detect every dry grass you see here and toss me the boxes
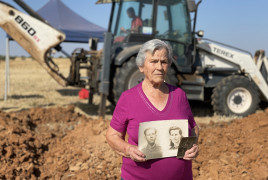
[0,58,112,119]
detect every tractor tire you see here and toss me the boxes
[113,57,178,102]
[211,75,260,117]
[113,57,143,102]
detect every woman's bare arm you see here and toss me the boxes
[106,126,146,162]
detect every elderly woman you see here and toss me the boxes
[106,39,199,180]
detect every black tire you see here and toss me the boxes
[113,57,142,102]
[166,66,179,86]
[113,57,178,102]
[211,75,260,117]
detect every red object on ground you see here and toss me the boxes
[79,88,89,99]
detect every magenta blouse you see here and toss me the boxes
[110,82,197,180]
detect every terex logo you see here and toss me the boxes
[15,15,40,42]
[213,47,234,59]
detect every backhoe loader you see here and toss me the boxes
[0,0,267,117]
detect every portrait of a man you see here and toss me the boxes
[141,127,163,159]
[169,126,183,150]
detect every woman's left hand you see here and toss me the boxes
[183,144,199,160]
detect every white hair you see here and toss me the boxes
[136,39,173,67]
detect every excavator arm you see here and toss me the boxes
[0,1,69,86]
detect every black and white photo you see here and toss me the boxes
[138,119,188,159]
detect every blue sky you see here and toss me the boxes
[0,0,268,56]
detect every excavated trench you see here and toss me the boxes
[0,105,268,179]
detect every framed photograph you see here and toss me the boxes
[138,119,188,160]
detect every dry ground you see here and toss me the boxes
[0,58,238,122]
[0,58,105,118]
[0,58,268,179]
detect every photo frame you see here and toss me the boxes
[138,119,188,160]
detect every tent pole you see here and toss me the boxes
[4,37,10,101]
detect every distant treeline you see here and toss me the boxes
[0,55,65,61]
[0,55,31,60]
[0,55,16,60]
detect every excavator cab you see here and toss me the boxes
[97,0,194,70]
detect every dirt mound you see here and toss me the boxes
[0,106,81,179]
[0,106,120,179]
[194,108,268,180]
[0,106,267,179]
[40,114,121,179]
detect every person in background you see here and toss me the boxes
[169,126,183,150]
[106,39,199,180]
[120,7,142,33]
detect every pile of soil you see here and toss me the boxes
[194,108,268,180]
[0,106,121,179]
[0,105,267,179]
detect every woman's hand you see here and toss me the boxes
[106,126,146,162]
[127,145,146,162]
[183,144,199,161]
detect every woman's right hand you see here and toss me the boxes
[127,145,146,162]
[106,126,146,162]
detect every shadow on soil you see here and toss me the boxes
[0,106,19,111]
[0,103,56,112]
[260,101,268,110]
[74,102,115,116]
[57,89,80,96]
[189,100,214,117]
[10,94,44,99]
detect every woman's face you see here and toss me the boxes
[139,48,169,86]
[170,129,181,145]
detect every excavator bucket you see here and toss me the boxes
[0,2,68,86]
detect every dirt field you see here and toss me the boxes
[0,59,268,179]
